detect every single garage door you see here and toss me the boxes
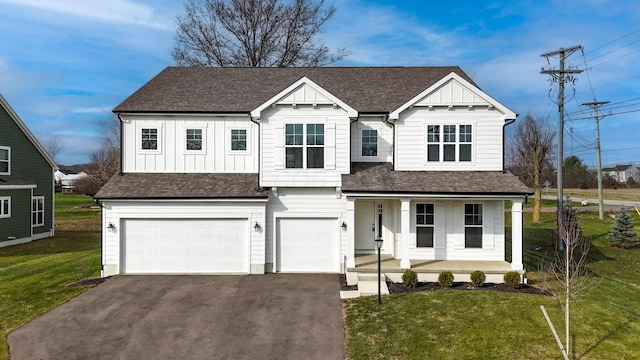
[122,219,248,274]
[276,218,339,273]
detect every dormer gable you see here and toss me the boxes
[389,72,516,121]
[250,76,358,119]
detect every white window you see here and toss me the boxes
[464,204,483,248]
[0,146,9,175]
[361,129,377,157]
[416,203,434,247]
[0,196,10,218]
[32,196,44,227]
[231,129,247,151]
[285,123,324,168]
[185,128,203,151]
[140,128,159,151]
[427,125,473,162]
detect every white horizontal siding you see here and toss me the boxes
[121,115,258,173]
[101,200,266,275]
[350,117,393,162]
[259,105,351,187]
[394,108,504,171]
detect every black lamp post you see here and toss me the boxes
[374,236,384,304]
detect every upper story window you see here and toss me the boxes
[141,128,158,150]
[362,130,377,157]
[231,129,247,151]
[32,196,44,227]
[427,124,473,163]
[285,123,324,168]
[186,128,203,151]
[0,146,9,175]
[416,203,434,247]
[0,196,10,218]
[464,204,483,248]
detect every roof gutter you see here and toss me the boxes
[249,112,262,188]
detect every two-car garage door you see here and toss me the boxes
[121,219,248,274]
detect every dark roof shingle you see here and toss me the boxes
[94,173,269,199]
[342,163,532,195]
[113,66,475,114]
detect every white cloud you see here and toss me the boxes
[73,106,115,114]
[0,0,172,30]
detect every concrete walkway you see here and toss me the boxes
[9,274,345,360]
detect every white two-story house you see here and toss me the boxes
[95,67,531,283]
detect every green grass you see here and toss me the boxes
[0,195,101,360]
[345,209,640,360]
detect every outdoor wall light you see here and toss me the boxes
[108,223,116,231]
[254,222,262,231]
[341,222,347,230]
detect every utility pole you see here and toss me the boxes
[540,45,583,251]
[582,99,610,220]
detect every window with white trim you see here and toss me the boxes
[141,128,158,150]
[416,203,434,247]
[285,123,324,168]
[362,129,377,156]
[32,196,44,227]
[185,128,203,151]
[231,129,247,151]
[0,146,9,175]
[464,204,483,248]
[0,196,10,218]
[427,125,473,162]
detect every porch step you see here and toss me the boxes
[357,273,389,296]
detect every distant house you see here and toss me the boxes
[60,171,89,194]
[602,165,639,184]
[0,94,57,247]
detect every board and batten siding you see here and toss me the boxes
[407,200,504,261]
[259,105,351,187]
[120,115,258,173]
[101,200,266,276]
[394,107,505,171]
[350,117,393,163]
[265,187,347,272]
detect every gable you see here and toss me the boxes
[389,72,516,120]
[250,76,357,119]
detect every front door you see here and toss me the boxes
[355,200,383,253]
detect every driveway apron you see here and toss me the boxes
[8,274,345,360]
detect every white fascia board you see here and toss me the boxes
[389,72,516,121]
[98,198,269,203]
[250,76,358,119]
[0,93,58,170]
[117,112,251,118]
[343,192,526,201]
[0,184,38,190]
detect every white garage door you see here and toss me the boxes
[276,218,339,273]
[122,219,248,274]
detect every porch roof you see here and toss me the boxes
[341,162,532,196]
[94,173,269,200]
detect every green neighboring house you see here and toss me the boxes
[0,93,57,247]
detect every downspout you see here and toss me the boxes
[382,114,394,168]
[503,116,518,173]
[116,113,124,176]
[250,113,260,186]
[94,198,105,277]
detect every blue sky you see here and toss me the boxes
[1,0,639,168]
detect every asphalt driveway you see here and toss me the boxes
[8,274,345,360]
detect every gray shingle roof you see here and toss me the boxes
[342,163,532,195]
[94,173,269,199]
[113,66,475,114]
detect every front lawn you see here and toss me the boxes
[344,209,640,359]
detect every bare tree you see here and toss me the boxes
[507,114,556,223]
[173,0,348,67]
[75,115,120,196]
[41,135,65,164]
[540,200,597,359]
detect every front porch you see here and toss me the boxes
[346,254,515,285]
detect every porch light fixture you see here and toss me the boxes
[341,222,347,230]
[374,236,384,305]
[254,222,262,231]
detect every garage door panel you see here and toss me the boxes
[122,219,248,274]
[277,218,339,273]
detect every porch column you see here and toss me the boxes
[400,198,411,269]
[345,198,356,269]
[511,199,524,271]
